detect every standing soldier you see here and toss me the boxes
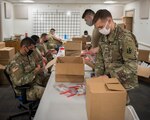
[82,9,101,76]
[82,9,101,48]
[6,37,45,100]
[92,9,138,89]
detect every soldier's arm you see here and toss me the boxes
[7,61,36,86]
[109,35,138,84]
[91,28,101,48]
[95,46,105,76]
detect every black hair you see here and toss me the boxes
[31,35,40,43]
[93,9,112,24]
[84,30,88,34]
[82,9,95,19]
[50,28,55,31]
[20,37,35,47]
[41,33,48,38]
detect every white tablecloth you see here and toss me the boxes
[34,65,92,120]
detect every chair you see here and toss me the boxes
[4,69,39,120]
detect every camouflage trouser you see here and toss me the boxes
[27,85,45,101]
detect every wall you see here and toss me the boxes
[124,1,150,50]
[1,1,13,40]
[13,3,123,38]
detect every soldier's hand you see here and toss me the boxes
[90,47,99,54]
[34,65,41,75]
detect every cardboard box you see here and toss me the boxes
[138,64,150,82]
[55,56,84,82]
[0,42,5,49]
[64,41,82,56]
[123,17,133,24]
[0,59,10,65]
[65,50,81,56]
[125,23,132,32]
[0,47,15,59]
[138,49,150,62]
[5,40,21,53]
[86,77,127,120]
[64,41,82,51]
[72,37,87,50]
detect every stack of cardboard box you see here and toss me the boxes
[123,17,133,32]
[138,49,150,82]
[0,42,15,65]
[55,56,84,82]
[5,40,20,53]
[64,41,82,56]
[72,37,87,50]
[86,77,127,120]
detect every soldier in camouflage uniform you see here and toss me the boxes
[82,9,101,48]
[39,33,54,62]
[92,9,138,89]
[82,9,101,76]
[6,37,45,101]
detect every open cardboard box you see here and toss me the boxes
[138,49,150,82]
[86,77,127,120]
[55,56,84,82]
[64,41,82,56]
[138,64,150,82]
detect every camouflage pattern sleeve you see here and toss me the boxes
[109,34,138,88]
[91,28,101,48]
[6,60,36,86]
[95,46,105,76]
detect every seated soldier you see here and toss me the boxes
[82,30,92,42]
[6,37,45,101]
[49,28,62,51]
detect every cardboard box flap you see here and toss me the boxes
[57,57,83,63]
[104,78,120,83]
[138,65,150,78]
[64,41,82,50]
[56,64,84,75]
[45,58,57,69]
[0,47,14,51]
[105,83,125,91]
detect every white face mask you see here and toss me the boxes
[86,20,93,26]
[99,21,110,35]
[84,35,88,37]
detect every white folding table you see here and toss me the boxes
[34,65,92,120]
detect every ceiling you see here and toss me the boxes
[4,0,137,4]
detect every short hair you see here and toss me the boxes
[93,9,112,24]
[82,9,95,19]
[20,37,35,47]
[84,30,88,34]
[50,28,55,31]
[31,35,39,43]
[41,33,47,38]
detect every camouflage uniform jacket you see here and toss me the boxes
[6,52,38,96]
[96,24,138,89]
